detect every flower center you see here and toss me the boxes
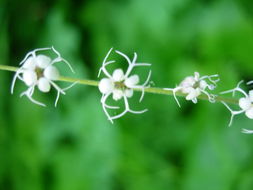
[35,67,44,79]
[193,81,200,89]
[114,81,128,90]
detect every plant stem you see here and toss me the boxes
[0,65,18,72]
[0,64,238,104]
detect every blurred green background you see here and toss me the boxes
[1,0,253,189]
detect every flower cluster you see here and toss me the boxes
[98,48,151,123]
[221,81,253,133]
[164,72,219,107]
[8,46,253,133]
[11,47,76,107]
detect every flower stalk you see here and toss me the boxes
[0,64,238,104]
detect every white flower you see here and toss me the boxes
[98,48,152,123]
[164,72,219,107]
[11,47,76,107]
[220,80,253,133]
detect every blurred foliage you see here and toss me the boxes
[1,0,253,189]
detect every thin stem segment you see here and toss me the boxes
[0,64,238,105]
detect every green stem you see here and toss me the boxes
[0,64,238,104]
[0,65,18,72]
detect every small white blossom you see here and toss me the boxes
[221,80,253,133]
[98,48,152,123]
[11,47,76,107]
[164,72,219,107]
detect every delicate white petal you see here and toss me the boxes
[38,77,51,92]
[125,89,133,98]
[180,76,195,88]
[23,70,37,86]
[125,75,139,87]
[36,55,51,68]
[98,78,114,94]
[181,86,193,94]
[22,57,37,70]
[44,66,60,80]
[245,107,253,119]
[186,89,200,100]
[112,69,124,81]
[192,98,198,104]
[194,72,200,81]
[239,97,251,110]
[112,89,123,101]
[249,90,253,102]
[199,80,208,89]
